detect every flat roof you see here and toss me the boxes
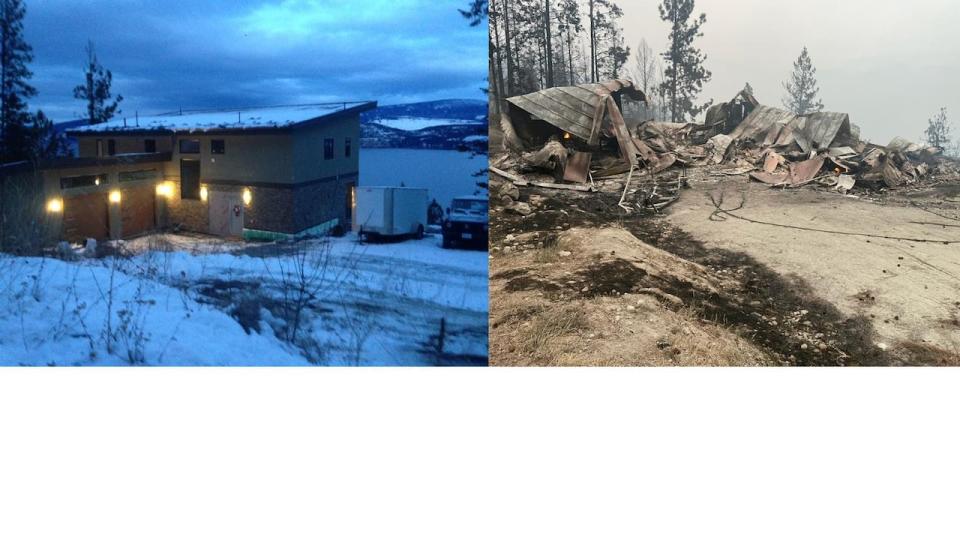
[68,101,377,135]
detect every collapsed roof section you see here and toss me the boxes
[504,79,646,147]
[727,104,860,154]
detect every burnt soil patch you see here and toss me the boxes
[492,187,906,365]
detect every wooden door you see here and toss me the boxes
[63,192,109,243]
[120,185,155,238]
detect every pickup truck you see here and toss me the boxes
[442,196,489,249]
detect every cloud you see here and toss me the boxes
[24,0,486,122]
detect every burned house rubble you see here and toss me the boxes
[491,80,960,211]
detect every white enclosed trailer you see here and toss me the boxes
[353,186,428,240]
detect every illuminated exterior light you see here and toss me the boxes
[563,132,571,140]
[109,190,122,204]
[46,198,63,213]
[94,177,101,186]
[242,188,252,206]
[200,186,209,202]
[155,182,174,198]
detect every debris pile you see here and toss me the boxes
[492,80,960,211]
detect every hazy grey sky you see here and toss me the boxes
[621,0,960,144]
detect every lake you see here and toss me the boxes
[359,148,486,210]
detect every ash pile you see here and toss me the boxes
[491,80,960,212]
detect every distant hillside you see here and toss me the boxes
[361,99,487,152]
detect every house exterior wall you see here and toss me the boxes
[1,158,171,249]
[77,135,174,157]
[175,133,295,184]
[291,115,360,183]
[44,109,367,241]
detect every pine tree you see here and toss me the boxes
[588,0,628,81]
[925,107,951,150]
[459,0,488,25]
[0,0,36,163]
[557,0,582,86]
[658,0,712,122]
[73,40,123,124]
[29,110,69,160]
[782,46,823,115]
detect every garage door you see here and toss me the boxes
[120,185,155,238]
[63,192,109,243]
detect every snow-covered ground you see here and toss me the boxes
[0,233,488,366]
[372,117,482,131]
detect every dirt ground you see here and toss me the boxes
[490,165,960,366]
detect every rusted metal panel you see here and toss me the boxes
[728,105,797,143]
[563,151,592,183]
[505,79,646,146]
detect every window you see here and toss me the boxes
[179,139,201,154]
[211,139,225,155]
[108,139,116,156]
[345,137,352,158]
[60,174,103,190]
[144,139,156,153]
[119,169,159,183]
[323,138,334,160]
[96,140,104,157]
[180,160,201,200]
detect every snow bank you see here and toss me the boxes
[0,255,306,366]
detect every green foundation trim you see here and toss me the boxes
[242,218,339,242]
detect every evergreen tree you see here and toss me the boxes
[73,40,123,124]
[782,46,823,115]
[459,0,488,25]
[925,107,951,150]
[658,0,712,122]
[29,110,70,160]
[593,1,628,79]
[0,0,36,163]
[556,0,582,86]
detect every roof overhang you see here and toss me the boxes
[66,101,378,137]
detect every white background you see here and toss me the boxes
[1,368,958,540]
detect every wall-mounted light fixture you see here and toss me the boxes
[109,190,122,204]
[155,182,174,198]
[200,186,209,202]
[46,198,63,213]
[242,188,252,206]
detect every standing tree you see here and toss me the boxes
[460,0,488,24]
[782,46,823,115]
[743,81,755,97]
[73,40,123,124]
[593,0,628,79]
[658,0,712,122]
[543,0,553,87]
[925,107,951,150]
[556,0,582,86]
[29,110,70,160]
[0,0,37,163]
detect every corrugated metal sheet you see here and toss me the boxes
[506,79,644,145]
[802,112,851,150]
[729,105,855,151]
[728,105,797,143]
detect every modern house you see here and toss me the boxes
[0,101,376,249]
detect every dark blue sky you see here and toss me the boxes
[25,0,487,123]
